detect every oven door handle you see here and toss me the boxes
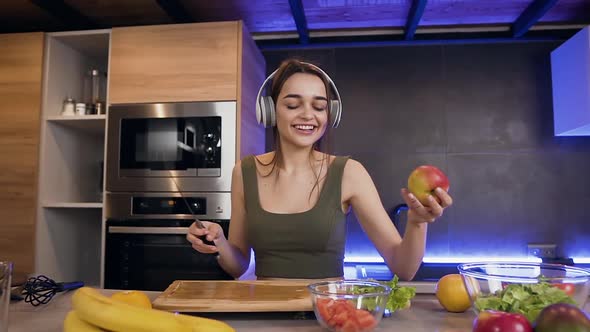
[108,226,189,235]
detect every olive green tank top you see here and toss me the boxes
[241,155,349,279]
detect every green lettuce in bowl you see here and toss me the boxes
[474,282,576,322]
[459,262,590,322]
[350,275,417,313]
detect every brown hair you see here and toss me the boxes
[256,58,335,200]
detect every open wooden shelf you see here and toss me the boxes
[36,29,110,286]
[43,202,103,209]
[46,114,106,120]
[46,115,106,135]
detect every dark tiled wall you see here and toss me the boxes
[262,42,590,260]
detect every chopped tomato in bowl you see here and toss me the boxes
[308,280,390,332]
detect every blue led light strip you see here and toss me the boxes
[341,256,590,264]
[572,257,590,264]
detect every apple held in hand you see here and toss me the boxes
[473,310,533,332]
[407,165,450,205]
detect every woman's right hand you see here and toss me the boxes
[186,220,225,254]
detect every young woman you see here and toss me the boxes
[187,59,453,280]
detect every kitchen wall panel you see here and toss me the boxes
[333,46,448,154]
[263,40,590,262]
[448,150,590,258]
[443,43,557,153]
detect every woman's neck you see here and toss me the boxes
[276,143,318,174]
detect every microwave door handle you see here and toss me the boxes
[108,226,189,235]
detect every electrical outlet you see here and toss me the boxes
[528,243,557,259]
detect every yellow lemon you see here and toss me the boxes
[110,290,152,309]
[435,274,472,313]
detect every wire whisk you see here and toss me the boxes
[22,275,84,306]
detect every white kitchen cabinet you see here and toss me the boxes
[551,26,590,136]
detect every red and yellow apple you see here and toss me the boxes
[407,165,450,205]
[533,303,590,332]
[473,310,533,332]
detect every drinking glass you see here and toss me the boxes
[0,262,12,332]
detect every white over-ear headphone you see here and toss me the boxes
[255,62,342,128]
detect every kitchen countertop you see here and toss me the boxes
[8,289,590,332]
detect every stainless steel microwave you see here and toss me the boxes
[106,101,237,192]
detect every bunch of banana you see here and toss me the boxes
[63,287,235,332]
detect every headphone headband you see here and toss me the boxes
[255,62,342,128]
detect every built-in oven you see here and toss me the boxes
[106,101,236,192]
[104,192,233,291]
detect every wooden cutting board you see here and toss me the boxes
[152,280,314,312]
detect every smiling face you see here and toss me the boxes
[275,72,329,149]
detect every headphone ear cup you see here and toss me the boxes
[269,98,276,127]
[256,95,264,125]
[330,100,341,128]
[261,96,275,128]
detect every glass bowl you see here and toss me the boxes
[458,262,590,321]
[307,280,391,332]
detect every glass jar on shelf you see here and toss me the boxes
[89,69,106,112]
[75,103,86,116]
[61,97,75,116]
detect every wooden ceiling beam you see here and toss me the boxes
[155,0,193,24]
[512,0,558,38]
[288,0,310,44]
[29,0,100,29]
[405,0,428,40]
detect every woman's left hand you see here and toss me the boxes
[401,187,453,224]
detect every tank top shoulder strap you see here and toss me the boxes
[331,156,350,177]
[320,155,349,206]
[329,155,350,183]
[241,155,259,213]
